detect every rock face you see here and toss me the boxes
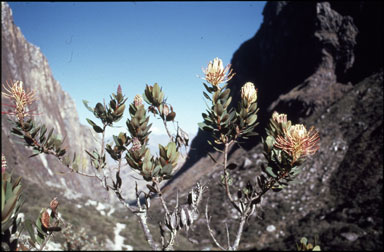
[1,2,108,201]
[159,1,383,250]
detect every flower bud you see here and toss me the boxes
[130,137,142,152]
[272,111,287,124]
[117,84,122,95]
[163,104,170,117]
[134,94,143,107]
[2,154,6,174]
[241,82,257,105]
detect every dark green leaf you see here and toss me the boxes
[85,150,96,159]
[265,166,277,178]
[166,111,176,121]
[203,91,212,101]
[23,135,34,145]
[207,152,217,163]
[227,163,237,170]
[93,125,103,133]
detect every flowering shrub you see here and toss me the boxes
[198,59,320,250]
[1,57,320,251]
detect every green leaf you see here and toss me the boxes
[214,103,223,116]
[203,83,213,93]
[212,145,224,153]
[1,186,5,213]
[115,104,125,116]
[227,163,237,170]
[2,194,18,224]
[265,166,277,178]
[142,92,151,105]
[166,142,176,159]
[207,152,217,163]
[158,144,166,158]
[219,88,230,100]
[152,165,162,177]
[86,118,97,127]
[35,211,46,235]
[85,150,96,160]
[58,149,66,157]
[93,125,104,133]
[198,122,206,130]
[95,103,106,115]
[24,135,34,145]
[246,114,257,126]
[5,181,13,201]
[10,128,24,136]
[265,136,275,152]
[161,164,173,176]
[110,99,117,110]
[83,100,94,113]
[24,219,36,243]
[203,91,212,101]
[36,231,44,245]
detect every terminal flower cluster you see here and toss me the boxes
[202,57,235,88]
[2,80,37,121]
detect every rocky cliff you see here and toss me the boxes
[159,1,383,250]
[1,2,108,201]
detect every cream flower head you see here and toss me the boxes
[2,80,37,121]
[241,82,257,105]
[274,124,320,164]
[202,57,235,88]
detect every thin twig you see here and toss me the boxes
[205,202,226,250]
[100,124,107,159]
[155,180,170,216]
[163,230,177,251]
[225,223,231,250]
[137,212,160,251]
[223,142,241,213]
[162,118,174,142]
[232,216,246,250]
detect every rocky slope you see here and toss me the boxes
[1,2,108,201]
[159,1,383,250]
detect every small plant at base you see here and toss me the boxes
[297,236,321,251]
[21,197,64,251]
[1,154,23,251]
[1,155,64,251]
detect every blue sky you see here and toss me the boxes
[8,1,265,139]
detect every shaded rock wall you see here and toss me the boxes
[158,1,383,250]
[165,0,383,192]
